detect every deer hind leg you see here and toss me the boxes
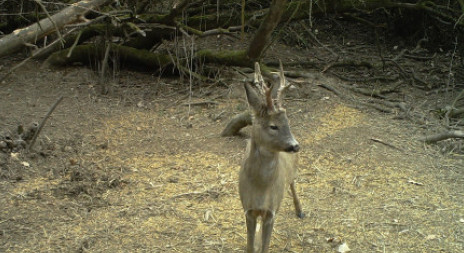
[261,211,275,253]
[245,210,259,253]
[290,181,305,218]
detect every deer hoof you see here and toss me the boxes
[297,211,305,219]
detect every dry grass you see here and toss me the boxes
[0,60,463,253]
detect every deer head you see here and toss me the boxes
[244,62,299,153]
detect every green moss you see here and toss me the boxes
[196,49,252,67]
[45,44,174,71]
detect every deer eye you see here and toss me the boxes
[270,125,279,130]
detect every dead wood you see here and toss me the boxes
[329,71,399,83]
[196,50,252,68]
[28,96,64,151]
[340,83,401,99]
[449,108,464,118]
[44,44,173,71]
[0,0,112,58]
[370,138,403,151]
[316,83,406,114]
[316,83,343,97]
[419,130,464,143]
[322,60,374,73]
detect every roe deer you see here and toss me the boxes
[239,62,304,253]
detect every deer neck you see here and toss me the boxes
[245,139,280,184]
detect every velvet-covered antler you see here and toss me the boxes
[275,60,290,110]
[253,62,275,112]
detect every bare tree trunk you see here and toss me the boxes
[0,0,111,58]
[247,0,287,61]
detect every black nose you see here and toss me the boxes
[285,144,300,153]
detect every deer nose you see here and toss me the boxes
[285,144,300,153]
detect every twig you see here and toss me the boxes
[0,28,78,82]
[393,48,408,61]
[329,71,399,83]
[181,101,219,107]
[446,36,458,98]
[374,29,385,71]
[404,53,437,61]
[263,0,302,54]
[316,83,400,113]
[66,30,83,58]
[300,21,338,58]
[28,96,64,151]
[340,82,402,100]
[171,188,222,199]
[34,0,65,47]
[369,138,403,151]
[407,179,424,186]
[322,60,373,73]
[99,42,111,94]
[316,83,342,97]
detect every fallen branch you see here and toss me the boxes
[177,23,242,38]
[182,101,219,107]
[370,138,403,151]
[0,28,79,82]
[28,96,64,151]
[419,130,464,143]
[316,83,403,114]
[34,0,65,48]
[0,0,112,58]
[322,60,373,73]
[340,84,391,99]
[316,83,343,97]
[329,71,399,83]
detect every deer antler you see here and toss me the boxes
[254,62,275,111]
[275,60,290,110]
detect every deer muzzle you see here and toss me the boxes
[284,142,300,153]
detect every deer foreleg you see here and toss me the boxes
[290,181,305,218]
[245,210,258,253]
[261,211,275,253]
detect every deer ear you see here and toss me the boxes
[244,83,265,114]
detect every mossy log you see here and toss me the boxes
[45,44,173,71]
[33,23,124,59]
[45,46,273,74]
[196,49,252,68]
[122,27,176,50]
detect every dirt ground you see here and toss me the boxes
[1,38,464,252]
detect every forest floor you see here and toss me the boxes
[1,21,464,252]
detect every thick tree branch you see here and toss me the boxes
[247,0,288,61]
[419,130,464,143]
[0,0,112,58]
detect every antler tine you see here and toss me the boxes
[253,62,266,95]
[276,60,290,110]
[254,62,275,111]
